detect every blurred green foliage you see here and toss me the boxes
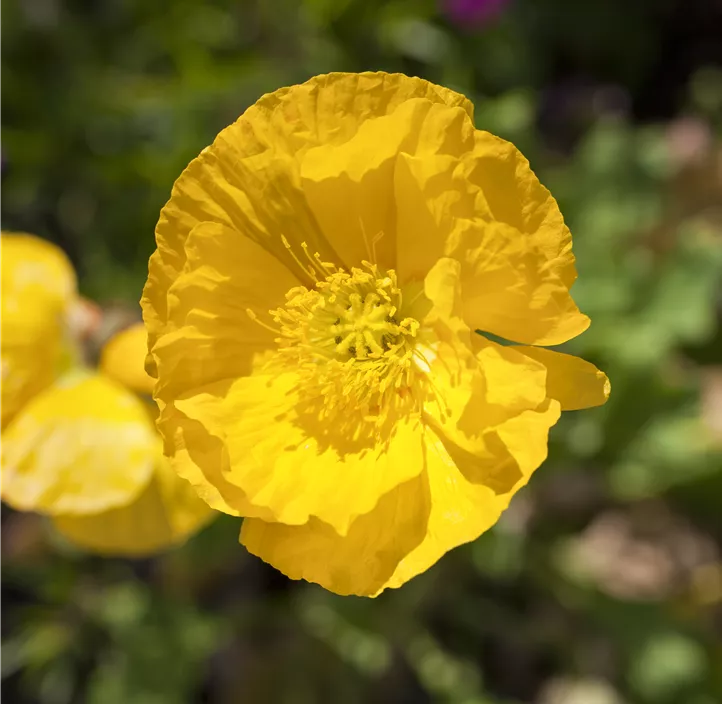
[3,1,722,703]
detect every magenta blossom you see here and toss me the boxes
[445,0,510,25]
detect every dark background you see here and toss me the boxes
[3,1,722,702]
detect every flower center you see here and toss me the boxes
[251,247,429,430]
[277,265,419,363]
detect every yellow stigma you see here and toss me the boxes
[266,256,425,429]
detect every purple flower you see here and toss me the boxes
[444,0,510,25]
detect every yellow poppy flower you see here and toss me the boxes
[142,71,610,595]
[1,232,78,428]
[1,325,214,556]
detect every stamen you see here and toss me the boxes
[371,231,385,267]
[246,308,280,334]
[300,242,329,278]
[358,216,386,267]
[281,235,317,282]
[359,217,373,264]
[314,252,337,273]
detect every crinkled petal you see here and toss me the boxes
[175,373,426,535]
[52,458,215,556]
[143,72,473,376]
[148,221,302,513]
[383,400,560,590]
[242,403,559,597]
[1,372,157,515]
[464,131,577,288]
[421,257,549,438]
[165,402,275,520]
[241,472,429,597]
[301,98,474,270]
[423,336,552,492]
[149,221,299,402]
[394,132,587,345]
[394,152,488,284]
[100,323,154,396]
[459,220,589,345]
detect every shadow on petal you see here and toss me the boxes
[434,427,523,496]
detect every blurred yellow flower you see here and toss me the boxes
[142,71,610,595]
[1,232,78,428]
[100,322,155,395]
[2,232,76,307]
[1,324,214,556]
